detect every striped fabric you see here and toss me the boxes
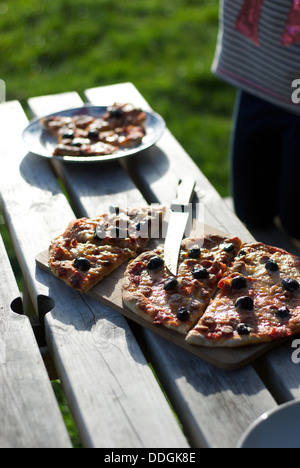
[212,0,300,114]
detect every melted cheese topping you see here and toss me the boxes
[194,243,300,341]
[49,206,165,292]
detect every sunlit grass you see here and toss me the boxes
[0,0,235,196]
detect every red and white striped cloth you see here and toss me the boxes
[212,0,300,113]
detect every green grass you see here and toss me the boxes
[0,0,235,196]
[0,0,236,447]
[51,381,82,448]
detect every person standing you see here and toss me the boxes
[212,0,300,239]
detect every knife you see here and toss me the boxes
[164,178,196,276]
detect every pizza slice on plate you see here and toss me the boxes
[41,103,147,157]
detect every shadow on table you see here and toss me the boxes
[35,265,149,368]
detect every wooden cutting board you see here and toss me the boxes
[36,224,282,370]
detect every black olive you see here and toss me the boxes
[275,307,291,320]
[147,256,164,271]
[235,296,254,310]
[87,129,99,140]
[238,250,246,257]
[109,109,123,118]
[282,278,300,292]
[232,276,247,289]
[62,130,75,139]
[223,243,234,253]
[177,307,190,321]
[265,259,279,272]
[236,323,251,335]
[188,247,201,259]
[192,266,209,279]
[74,257,91,272]
[164,277,178,291]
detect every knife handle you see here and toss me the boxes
[171,177,196,210]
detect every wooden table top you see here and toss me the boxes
[1,82,300,448]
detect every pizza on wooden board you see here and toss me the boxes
[41,103,147,157]
[122,236,300,346]
[47,206,300,347]
[48,205,165,293]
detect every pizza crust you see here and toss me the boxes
[186,328,274,348]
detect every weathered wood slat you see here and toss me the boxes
[142,335,275,448]
[26,84,276,448]
[0,231,71,448]
[253,339,300,404]
[22,95,189,448]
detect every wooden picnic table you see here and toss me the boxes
[1,82,300,449]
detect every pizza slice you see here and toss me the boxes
[41,103,147,157]
[186,242,300,347]
[41,115,76,140]
[122,235,242,334]
[48,205,165,293]
[103,103,147,128]
[52,141,117,157]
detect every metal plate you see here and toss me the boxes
[238,400,300,448]
[22,105,166,163]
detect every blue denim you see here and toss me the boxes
[230,90,300,239]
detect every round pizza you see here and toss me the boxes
[48,206,300,348]
[122,235,242,334]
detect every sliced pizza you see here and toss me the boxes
[48,205,165,293]
[122,235,242,334]
[186,242,300,347]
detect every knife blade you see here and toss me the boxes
[164,178,196,276]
